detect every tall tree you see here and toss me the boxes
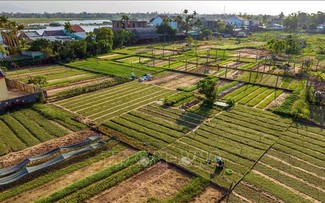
[156,19,177,42]
[0,17,24,54]
[197,78,218,106]
[121,15,129,29]
[64,22,75,34]
[175,9,201,36]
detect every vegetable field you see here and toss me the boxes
[68,59,164,78]
[222,84,287,109]
[6,65,100,89]
[230,124,325,203]
[0,105,87,156]
[56,82,176,123]
[100,101,325,202]
[159,105,292,188]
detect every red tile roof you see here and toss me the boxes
[72,25,85,33]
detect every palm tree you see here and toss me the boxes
[121,15,129,29]
[64,22,75,34]
[0,18,24,54]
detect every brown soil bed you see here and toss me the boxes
[147,72,203,90]
[4,148,137,203]
[0,129,95,168]
[191,185,224,203]
[87,162,193,203]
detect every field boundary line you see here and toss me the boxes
[219,120,294,202]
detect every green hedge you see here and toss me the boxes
[164,92,194,106]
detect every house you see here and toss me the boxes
[149,15,178,30]
[19,31,41,43]
[200,17,217,31]
[269,24,284,30]
[43,30,67,37]
[316,21,325,32]
[112,20,148,30]
[248,20,260,27]
[128,27,159,42]
[233,28,248,37]
[271,18,282,25]
[64,25,87,40]
[226,15,249,28]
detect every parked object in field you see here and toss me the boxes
[130,70,138,80]
[138,74,152,82]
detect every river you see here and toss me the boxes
[24,19,112,34]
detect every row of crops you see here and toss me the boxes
[159,106,292,189]
[35,151,156,203]
[237,71,305,90]
[0,141,128,202]
[56,82,176,124]
[0,105,87,156]
[6,65,100,89]
[100,103,206,151]
[68,58,164,78]
[222,84,285,109]
[230,122,325,203]
[100,102,302,190]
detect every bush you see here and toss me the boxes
[177,85,198,92]
[272,90,300,116]
[164,92,194,106]
[226,98,235,107]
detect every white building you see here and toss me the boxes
[149,15,178,30]
[270,24,284,30]
[226,16,249,28]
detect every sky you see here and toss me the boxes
[0,1,324,15]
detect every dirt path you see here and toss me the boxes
[252,170,321,203]
[4,148,136,203]
[191,185,223,203]
[88,162,192,203]
[0,130,95,168]
[163,76,201,89]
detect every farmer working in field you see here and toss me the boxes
[213,157,224,175]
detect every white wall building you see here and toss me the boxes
[270,24,284,30]
[226,16,249,28]
[149,15,178,30]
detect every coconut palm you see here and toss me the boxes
[64,22,75,34]
[121,15,129,29]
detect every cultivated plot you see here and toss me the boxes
[56,82,176,124]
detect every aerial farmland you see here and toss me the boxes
[0,5,324,203]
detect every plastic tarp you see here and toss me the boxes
[0,135,100,177]
[0,138,110,186]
